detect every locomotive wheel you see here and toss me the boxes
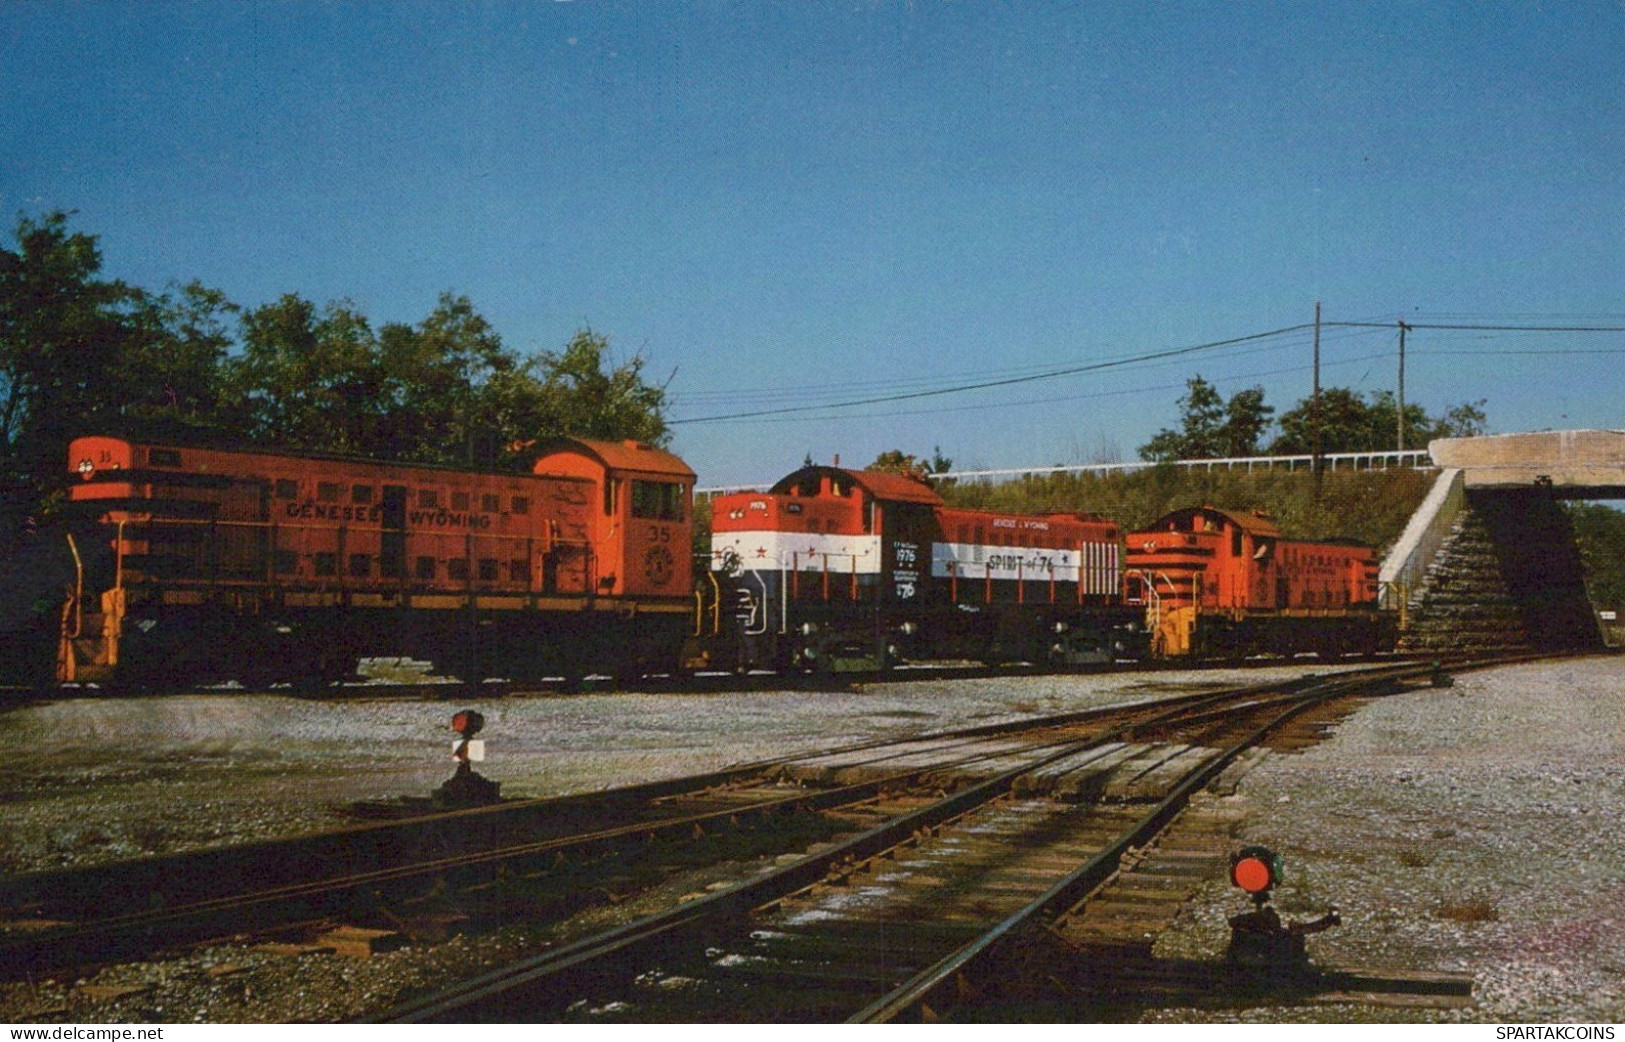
[237,666,280,692]
[290,650,351,693]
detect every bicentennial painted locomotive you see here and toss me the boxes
[703,464,1143,671]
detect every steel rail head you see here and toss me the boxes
[372,722,1154,1023]
[847,674,1416,1024]
[375,664,1460,1022]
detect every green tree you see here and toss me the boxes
[1438,399,1489,439]
[1,213,233,539]
[1139,376,1272,461]
[1270,388,1490,454]
[530,330,670,447]
[1270,387,1374,455]
[229,294,385,454]
[1,213,132,498]
[375,293,515,465]
[119,281,239,441]
[1220,386,1274,457]
[866,446,953,479]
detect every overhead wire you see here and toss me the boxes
[670,316,1625,426]
[697,350,1400,426]
[669,322,1316,424]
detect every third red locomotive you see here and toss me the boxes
[1124,505,1391,659]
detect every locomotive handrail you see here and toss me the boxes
[63,532,84,640]
[780,549,871,604]
[743,569,770,636]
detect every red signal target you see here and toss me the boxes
[1230,845,1281,895]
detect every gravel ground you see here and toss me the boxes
[1151,655,1625,1024]
[0,657,1620,1023]
[0,666,1308,874]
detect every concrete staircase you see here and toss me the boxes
[1398,488,1603,653]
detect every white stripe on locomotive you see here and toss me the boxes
[711,531,884,574]
[930,540,1120,595]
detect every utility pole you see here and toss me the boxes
[1312,301,1323,496]
[1397,319,1409,452]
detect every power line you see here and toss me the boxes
[1329,321,1625,333]
[669,323,1315,425]
[669,315,1625,427]
[690,350,1400,427]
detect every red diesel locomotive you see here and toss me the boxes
[56,435,695,689]
[1124,505,1392,658]
[702,464,1146,670]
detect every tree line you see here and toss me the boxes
[1138,374,1488,462]
[1,212,669,542]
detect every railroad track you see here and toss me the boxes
[22,650,1426,703]
[3,656,1523,1019]
[0,671,1341,980]
[374,659,1468,1023]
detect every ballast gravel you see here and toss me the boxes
[0,658,1621,1023]
[1150,656,1625,1024]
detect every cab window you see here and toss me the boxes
[630,480,685,521]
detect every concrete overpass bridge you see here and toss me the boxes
[1380,429,1624,653]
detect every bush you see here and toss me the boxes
[940,466,1438,548]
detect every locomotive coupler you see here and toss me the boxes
[433,709,502,807]
[1224,845,1340,975]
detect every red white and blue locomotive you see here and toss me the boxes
[701,464,1146,671]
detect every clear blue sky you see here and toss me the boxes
[5,1,1622,485]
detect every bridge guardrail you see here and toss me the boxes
[697,449,1436,498]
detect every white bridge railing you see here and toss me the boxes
[697,449,1435,499]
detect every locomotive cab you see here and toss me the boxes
[708,465,942,670]
[1126,506,1387,659]
[532,439,695,600]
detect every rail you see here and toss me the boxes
[373,671,1393,1023]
